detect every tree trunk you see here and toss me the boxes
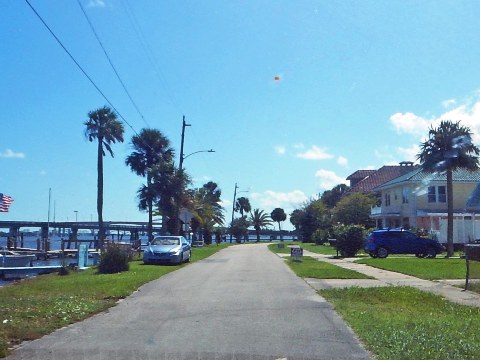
[97,139,104,250]
[447,168,454,257]
[147,173,153,242]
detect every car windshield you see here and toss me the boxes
[151,238,180,246]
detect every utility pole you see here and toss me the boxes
[179,115,191,170]
[230,183,238,243]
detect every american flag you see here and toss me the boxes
[0,193,14,212]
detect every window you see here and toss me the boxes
[428,186,436,203]
[427,186,447,203]
[385,192,391,206]
[438,186,446,203]
[402,187,410,204]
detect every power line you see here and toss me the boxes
[23,0,139,136]
[121,0,183,113]
[76,0,149,128]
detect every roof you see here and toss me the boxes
[348,164,420,194]
[375,168,480,191]
[346,170,376,181]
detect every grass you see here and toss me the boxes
[0,244,230,357]
[267,242,300,254]
[298,243,339,256]
[286,256,372,279]
[356,257,467,280]
[321,286,480,359]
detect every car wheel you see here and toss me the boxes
[424,247,437,258]
[186,252,191,263]
[376,247,389,258]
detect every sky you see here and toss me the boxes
[3,0,480,230]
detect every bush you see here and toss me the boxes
[312,229,330,245]
[333,224,366,257]
[98,243,130,274]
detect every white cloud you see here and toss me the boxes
[337,156,348,166]
[442,98,456,108]
[314,169,347,190]
[296,145,334,160]
[397,144,420,162]
[389,112,431,136]
[0,149,25,158]
[87,0,106,7]
[390,94,480,145]
[251,190,307,210]
[274,145,286,155]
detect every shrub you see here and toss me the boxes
[333,224,366,257]
[98,243,130,274]
[312,229,330,245]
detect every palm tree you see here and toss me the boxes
[417,120,480,257]
[84,106,124,249]
[150,163,191,235]
[235,196,251,217]
[250,209,272,242]
[125,128,173,241]
[271,207,287,240]
[189,182,225,241]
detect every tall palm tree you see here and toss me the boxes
[271,207,287,240]
[417,120,480,257]
[84,106,124,249]
[125,128,173,241]
[235,196,251,217]
[250,209,272,242]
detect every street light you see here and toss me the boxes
[182,149,215,163]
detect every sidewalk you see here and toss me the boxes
[280,250,480,308]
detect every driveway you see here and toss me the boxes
[8,243,371,360]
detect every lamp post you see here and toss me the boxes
[182,149,215,164]
[229,183,249,243]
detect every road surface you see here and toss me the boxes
[8,243,371,360]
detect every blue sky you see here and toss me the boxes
[2,0,480,229]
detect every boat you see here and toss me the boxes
[0,249,36,267]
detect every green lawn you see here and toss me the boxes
[0,244,230,357]
[321,286,480,359]
[286,256,372,279]
[299,243,339,256]
[356,257,467,280]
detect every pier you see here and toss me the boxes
[0,220,162,254]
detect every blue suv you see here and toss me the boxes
[365,229,444,259]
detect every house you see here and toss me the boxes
[346,161,418,195]
[370,167,480,244]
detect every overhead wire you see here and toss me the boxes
[23,0,140,137]
[120,0,183,113]
[76,0,150,128]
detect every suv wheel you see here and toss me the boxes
[376,247,389,258]
[424,247,437,258]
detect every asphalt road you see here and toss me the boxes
[8,244,371,360]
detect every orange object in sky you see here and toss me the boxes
[274,76,280,81]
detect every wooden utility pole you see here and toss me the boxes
[179,115,191,170]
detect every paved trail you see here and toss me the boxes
[8,244,370,360]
